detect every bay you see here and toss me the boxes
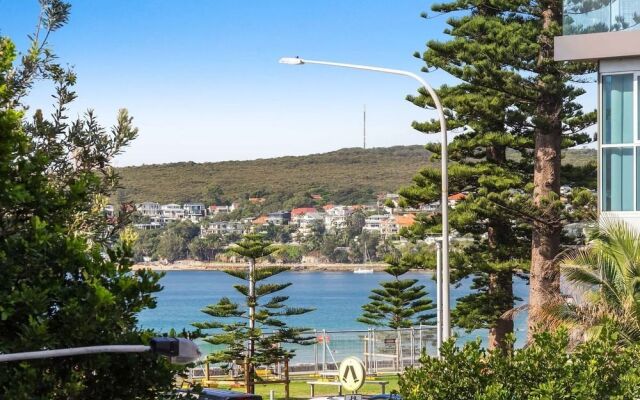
[138,270,529,349]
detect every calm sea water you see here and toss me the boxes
[138,270,529,349]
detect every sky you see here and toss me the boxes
[1,0,596,167]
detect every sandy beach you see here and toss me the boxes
[132,260,389,272]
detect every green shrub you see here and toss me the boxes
[400,328,640,400]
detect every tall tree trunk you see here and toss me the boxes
[247,257,256,394]
[486,144,515,351]
[529,1,563,339]
[488,271,514,352]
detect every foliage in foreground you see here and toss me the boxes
[400,328,640,400]
[0,2,180,399]
[546,220,640,344]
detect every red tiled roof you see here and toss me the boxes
[322,204,335,211]
[252,215,268,225]
[395,214,416,228]
[291,207,318,216]
[448,193,466,201]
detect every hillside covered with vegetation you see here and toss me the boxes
[116,145,596,209]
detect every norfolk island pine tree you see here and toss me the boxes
[358,255,436,330]
[193,234,313,394]
[400,0,596,346]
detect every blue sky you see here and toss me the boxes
[1,0,596,166]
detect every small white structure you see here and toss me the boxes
[363,214,390,234]
[201,221,246,237]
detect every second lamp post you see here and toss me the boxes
[279,57,451,346]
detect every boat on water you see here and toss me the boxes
[354,237,374,273]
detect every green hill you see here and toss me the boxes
[115,145,596,209]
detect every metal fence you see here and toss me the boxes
[190,326,438,379]
[301,326,437,374]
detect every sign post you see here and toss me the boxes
[339,356,366,398]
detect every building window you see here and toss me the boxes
[603,147,633,211]
[601,73,638,212]
[603,74,633,144]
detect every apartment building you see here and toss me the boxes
[556,0,640,228]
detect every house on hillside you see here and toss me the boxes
[201,221,246,237]
[324,205,352,231]
[161,204,185,222]
[291,207,320,224]
[267,211,291,225]
[183,203,206,222]
[421,202,440,213]
[136,202,161,217]
[363,214,390,234]
[209,204,231,215]
[295,212,325,238]
[133,222,163,230]
[249,197,266,205]
[251,214,268,227]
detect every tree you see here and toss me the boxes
[399,327,640,400]
[350,231,381,263]
[359,256,435,329]
[133,228,162,262]
[189,235,222,261]
[193,234,313,394]
[157,230,188,262]
[346,210,366,239]
[545,221,640,345]
[204,185,227,205]
[155,220,200,262]
[273,244,304,263]
[406,0,596,343]
[0,2,178,398]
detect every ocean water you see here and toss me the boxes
[138,270,529,351]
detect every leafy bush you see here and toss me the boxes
[400,328,640,400]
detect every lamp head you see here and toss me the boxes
[279,57,304,65]
[150,337,201,365]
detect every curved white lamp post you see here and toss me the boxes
[279,57,451,345]
[0,337,201,365]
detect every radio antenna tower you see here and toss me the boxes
[363,105,366,149]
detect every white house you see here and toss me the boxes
[201,221,246,237]
[324,205,353,231]
[363,214,390,234]
[161,204,185,222]
[183,203,206,221]
[136,202,161,217]
[295,212,325,237]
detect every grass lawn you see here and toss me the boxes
[252,374,401,400]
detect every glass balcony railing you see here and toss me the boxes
[564,0,640,35]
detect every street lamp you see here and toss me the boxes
[0,337,201,365]
[279,57,451,344]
